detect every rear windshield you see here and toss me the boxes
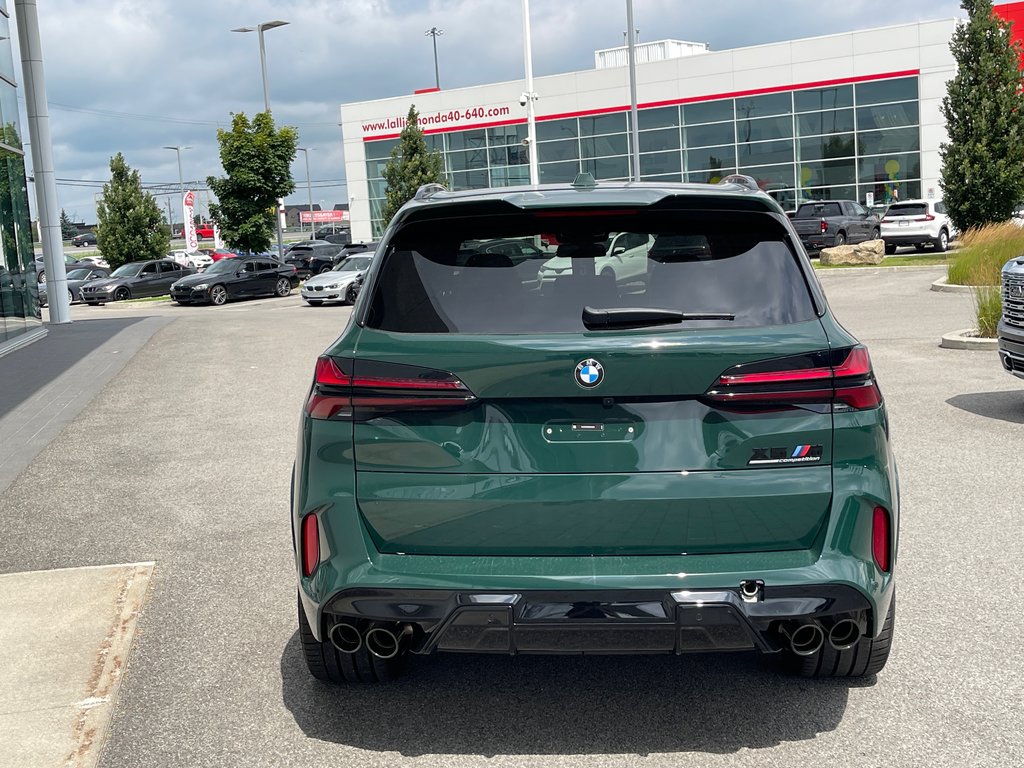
[364,210,816,334]
[887,203,928,217]
[795,202,842,218]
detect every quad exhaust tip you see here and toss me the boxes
[781,622,825,656]
[828,619,861,651]
[365,624,413,659]
[327,622,362,654]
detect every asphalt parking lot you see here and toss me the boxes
[1,265,1022,767]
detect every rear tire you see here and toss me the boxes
[884,242,897,255]
[784,591,895,678]
[834,232,846,246]
[275,277,292,297]
[870,228,880,240]
[934,229,949,253]
[297,592,404,684]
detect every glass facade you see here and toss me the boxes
[364,76,922,236]
[0,4,39,351]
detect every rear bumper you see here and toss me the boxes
[797,234,839,253]
[880,231,939,245]
[318,584,875,655]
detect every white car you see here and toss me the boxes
[170,250,213,270]
[880,199,955,254]
[537,232,653,288]
[300,253,374,305]
[76,254,110,269]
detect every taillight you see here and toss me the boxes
[913,215,935,222]
[705,346,882,409]
[872,506,891,572]
[881,217,892,223]
[305,356,477,420]
[301,513,319,577]
[820,220,828,233]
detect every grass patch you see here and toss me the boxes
[814,254,949,269]
[121,295,171,304]
[947,221,1024,285]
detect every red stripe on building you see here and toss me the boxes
[362,68,921,142]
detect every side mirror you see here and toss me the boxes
[612,246,626,257]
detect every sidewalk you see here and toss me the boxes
[0,316,171,496]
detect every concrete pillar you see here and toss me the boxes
[15,0,70,323]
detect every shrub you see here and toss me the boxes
[947,221,1024,285]
[972,286,1002,337]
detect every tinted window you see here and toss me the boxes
[366,211,815,334]
[887,203,928,217]
[139,264,158,276]
[241,260,258,273]
[795,202,843,218]
[66,268,93,280]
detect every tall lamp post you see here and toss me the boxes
[425,27,444,89]
[231,19,289,256]
[521,0,539,186]
[296,147,314,236]
[162,145,190,233]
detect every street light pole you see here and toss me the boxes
[162,145,189,233]
[522,0,539,186]
[424,27,444,89]
[232,19,289,256]
[296,147,314,236]
[626,0,640,182]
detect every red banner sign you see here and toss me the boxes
[300,210,349,223]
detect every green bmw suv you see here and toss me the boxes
[293,176,897,683]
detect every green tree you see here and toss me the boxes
[95,153,170,269]
[59,209,77,240]
[940,0,1024,232]
[381,105,445,224]
[207,112,297,253]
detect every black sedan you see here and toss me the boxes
[38,265,110,306]
[72,232,97,247]
[170,256,298,306]
[81,259,194,304]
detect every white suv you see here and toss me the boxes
[537,232,653,288]
[880,199,955,254]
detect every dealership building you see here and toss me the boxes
[340,8,1020,241]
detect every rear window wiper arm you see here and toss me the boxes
[582,306,735,330]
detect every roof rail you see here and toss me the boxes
[414,183,448,200]
[718,174,760,192]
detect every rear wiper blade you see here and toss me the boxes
[582,306,735,330]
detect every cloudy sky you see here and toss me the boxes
[11,0,964,223]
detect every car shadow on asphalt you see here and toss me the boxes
[279,632,866,757]
[946,390,1024,424]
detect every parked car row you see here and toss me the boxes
[787,198,955,255]
[286,241,377,278]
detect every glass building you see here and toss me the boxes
[363,76,921,237]
[0,0,40,354]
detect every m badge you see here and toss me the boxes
[748,445,823,465]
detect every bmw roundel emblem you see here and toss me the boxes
[574,358,604,388]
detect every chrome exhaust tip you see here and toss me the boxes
[781,622,825,656]
[828,619,861,651]
[327,622,362,654]
[365,624,412,659]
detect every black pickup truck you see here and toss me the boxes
[791,200,880,254]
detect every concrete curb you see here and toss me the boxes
[931,276,973,294]
[940,329,999,350]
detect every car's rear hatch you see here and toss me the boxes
[330,201,845,557]
[880,202,933,237]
